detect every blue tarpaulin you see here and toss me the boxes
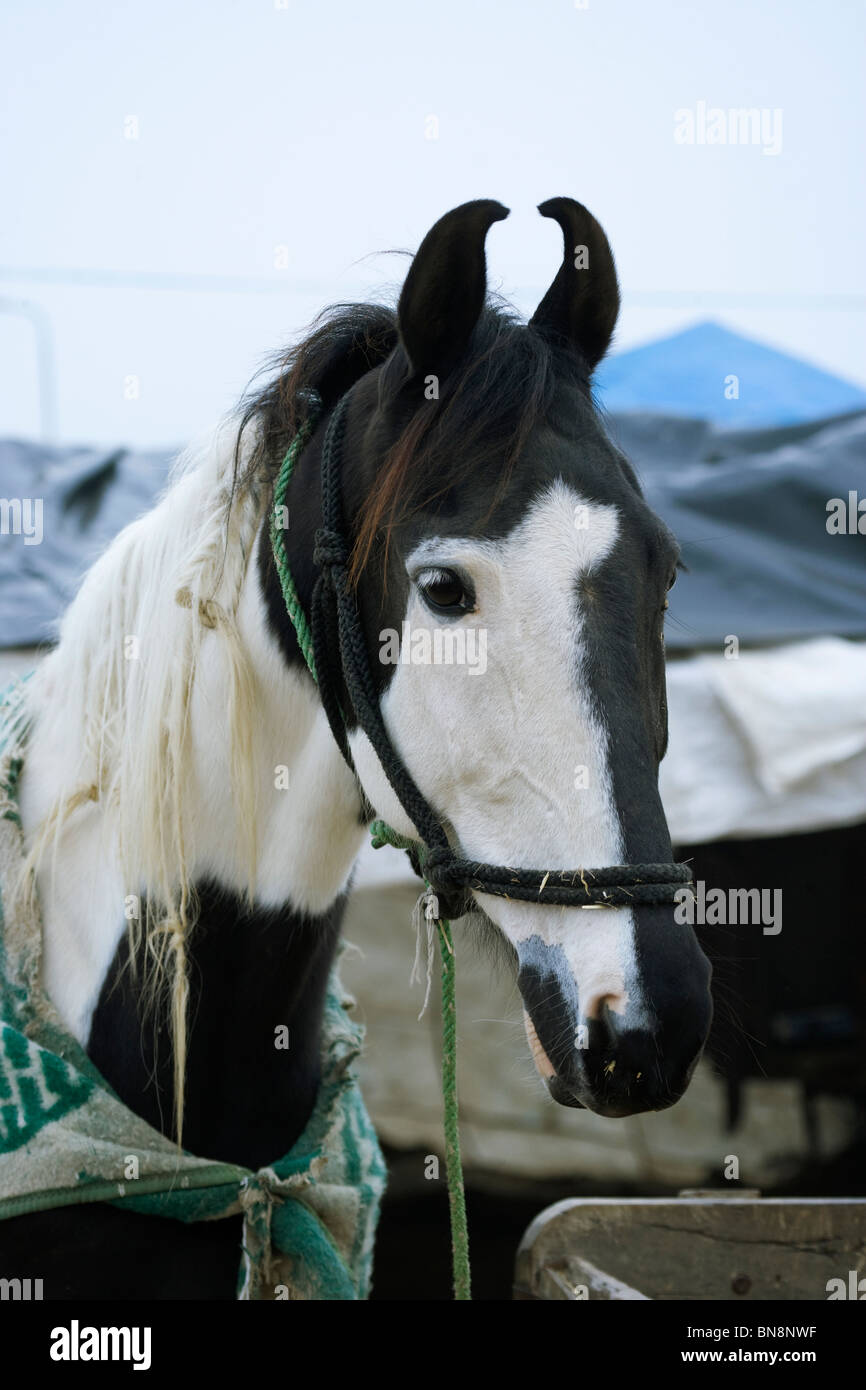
[596,321,866,428]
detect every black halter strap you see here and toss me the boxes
[305,391,693,920]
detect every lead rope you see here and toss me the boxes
[270,411,472,1301]
[370,819,470,1300]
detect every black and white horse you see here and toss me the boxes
[5,198,712,1297]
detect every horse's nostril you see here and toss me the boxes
[583,989,628,1021]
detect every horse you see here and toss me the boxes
[0,197,712,1299]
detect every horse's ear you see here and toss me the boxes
[530,198,620,371]
[397,199,509,380]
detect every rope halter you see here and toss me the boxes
[271,388,693,924]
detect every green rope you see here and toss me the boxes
[273,443,472,1301]
[370,821,471,1299]
[437,916,471,1300]
[270,417,319,679]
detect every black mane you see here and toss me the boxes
[237,298,590,573]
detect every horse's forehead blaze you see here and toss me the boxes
[353,485,641,986]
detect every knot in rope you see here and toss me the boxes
[421,845,460,878]
[312,527,350,576]
[419,846,471,920]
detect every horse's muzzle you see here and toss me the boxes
[518,936,712,1119]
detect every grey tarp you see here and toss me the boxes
[0,438,172,647]
[608,408,866,650]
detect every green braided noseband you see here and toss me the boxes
[271,418,472,1301]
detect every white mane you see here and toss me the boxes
[21,416,266,1136]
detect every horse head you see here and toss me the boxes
[263,198,713,1118]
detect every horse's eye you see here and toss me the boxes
[662,568,677,611]
[417,567,473,615]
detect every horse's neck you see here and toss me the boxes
[21,515,365,1164]
[87,879,348,1168]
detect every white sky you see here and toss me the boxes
[1,0,864,447]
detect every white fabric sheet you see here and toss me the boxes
[661,637,866,843]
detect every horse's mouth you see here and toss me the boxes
[523,1004,698,1117]
[546,1073,659,1116]
[545,1074,586,1110]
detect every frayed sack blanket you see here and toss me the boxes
[0,680,386,1299]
